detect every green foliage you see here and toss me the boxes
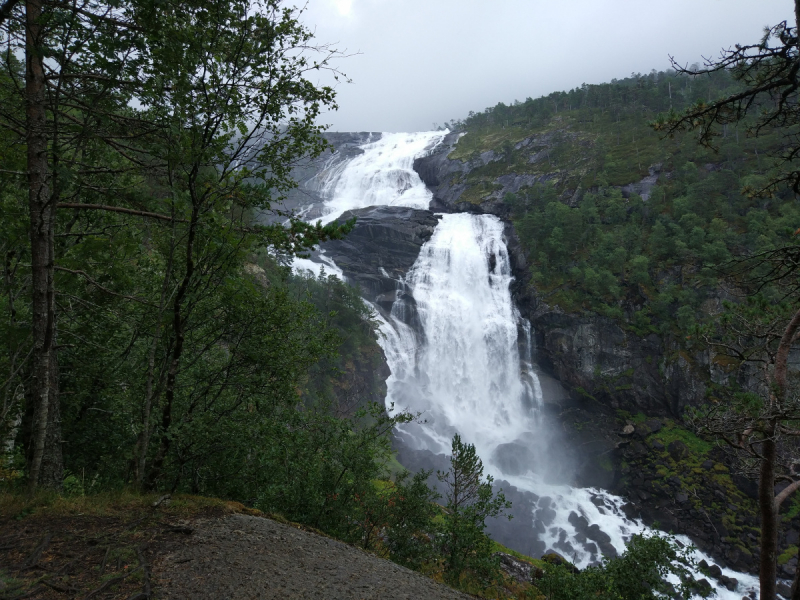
[449,70,800,342]
[436,434,512,588]
[537,533,702,600]
[354,470,441,570]
[254,402,414,534]
[652,424,712,457]
[778,545,798,566]
[286,270,387,415]
[61,473,85,497]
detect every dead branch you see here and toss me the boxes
[21,532,51,571]
[57,203,185,223]
[776,479,800,508]
[54,266,154,305]
[127,545,152,600]
[81,566,142,599]
[99,547,110,575]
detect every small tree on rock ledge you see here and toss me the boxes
[436,433,511,588]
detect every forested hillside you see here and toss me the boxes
[445,69,796,335]
[425,56,800,597]
[450,72,800,335]
[4,0,800,596]
[2,1,685,597]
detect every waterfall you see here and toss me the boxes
[316,131,447,224]
[296,131,759,599]
[388,213,533,457]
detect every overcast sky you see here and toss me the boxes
[298,0,791,133]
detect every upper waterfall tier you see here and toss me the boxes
[317,131,449,224]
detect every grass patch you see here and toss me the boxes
[0,488,262,522]
[779,546,798,566]
[783,496,800,521]
[447,126,530,161]
[491,540,545,568]
[652,423,712,457]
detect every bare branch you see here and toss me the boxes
[775,478,800,508]
[57,203,186,222]
[54,266,154,305]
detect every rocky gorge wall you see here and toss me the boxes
[299,132,798,582]
[410,133,800,581]
[414,132,711,419]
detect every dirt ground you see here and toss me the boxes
[0,500,472,599]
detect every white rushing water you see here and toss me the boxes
[387,213,535,457]
[297,131,759,599]
[315,131,447,224]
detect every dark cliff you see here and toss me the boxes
[320,206,441,315]
[411,129,787,578]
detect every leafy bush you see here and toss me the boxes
[537,533,702,600]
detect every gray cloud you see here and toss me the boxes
[300,0,790,133]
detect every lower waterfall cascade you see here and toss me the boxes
[293,131,760,598]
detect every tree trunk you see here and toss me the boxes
[144,204,198,489]
[795,0,800,55]
[760,424,778,600]
[134,251,172,489]
[25,0,61,493]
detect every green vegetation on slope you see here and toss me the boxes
[447,70,799,336]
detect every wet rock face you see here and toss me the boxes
[607,418,800,578]
[528,311,709,418]
[496,552,542,584]
[320,206,441,307]
[414,131,562,218]
[413,132,516,218]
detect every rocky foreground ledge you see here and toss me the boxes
[0,497,475,599]
[155,513,472,599]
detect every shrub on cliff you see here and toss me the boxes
[536,533,701,600]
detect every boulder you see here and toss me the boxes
[692,578,713,597]
[645,419,663,433]
[719,575,737,591]
[496,552,540,584]
[492,442,534,476]
[634,422,652,439]
[536,507,556,526]
[786,529,800,545]
[540,552,580,574]
[732,474,759,500]
[667,440,688,461]
[586,524,617,558]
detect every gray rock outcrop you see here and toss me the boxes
[320,206,441,314]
